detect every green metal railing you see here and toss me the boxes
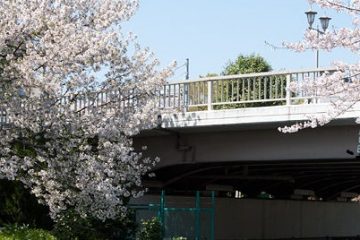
[131,190,216,240]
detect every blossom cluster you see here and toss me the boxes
[280,0,360,132]
[0,0,172,221]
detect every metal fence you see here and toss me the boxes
[0,68,336,126]
[0,90,143,126]
[160,67,335,111]
[131,191,216,240]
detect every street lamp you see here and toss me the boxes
[305,9,331,68]
[305,10,317,28]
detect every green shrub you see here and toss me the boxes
[52,209,137,240]
[0,180,53,229]
[0,224,56,240]
[138,217,161,240]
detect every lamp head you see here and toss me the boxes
[305,10,317,28]
[319,16,331,32]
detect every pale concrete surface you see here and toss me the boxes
[161,103,360,129]
[136,125,358,168]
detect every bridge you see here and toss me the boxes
[133,68,360,239]
[3,67,360,239]
[137,67,360,194]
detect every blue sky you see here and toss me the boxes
[123,0,357,80]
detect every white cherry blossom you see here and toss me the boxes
[0,0,173,221]
[280,0,360,132]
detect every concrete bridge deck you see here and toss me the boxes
[135,68,360,202]
[133,68,360,239]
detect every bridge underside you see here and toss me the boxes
[136,118,360,201]
[146,159,360,201]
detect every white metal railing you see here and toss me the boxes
[161,67,336,111]
[0,68,336,126]
[0,90,140,127]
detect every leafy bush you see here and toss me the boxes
[52,209,137,240]
[0,224,56,240]
[0,180,53,229]
[138,217,162,240]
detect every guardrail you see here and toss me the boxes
[0,90,142,127]
[161,67,336,111]
[0,68,336,127]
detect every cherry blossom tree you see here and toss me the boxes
[0,0,173,221]
[280,0,360,133]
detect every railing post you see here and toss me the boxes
[195,191,201,240]
[286,74,291,106]
[183,83,189,112]
[207,80,212,111]
[210,191,215,240]
[159,190,165,238]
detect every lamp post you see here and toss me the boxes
[305,10,331,68]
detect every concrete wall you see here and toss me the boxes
[132,195,360,240]
[216,198,360,240]
[136,125,358,168]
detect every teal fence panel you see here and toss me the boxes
[131,191,215,240]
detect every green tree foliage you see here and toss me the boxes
[218,54,285,109]
[0,180,53,230]
[223,54,271,75]
[138,217,162,240]
[188,54,286,111]
[0,225,56,240]
[52,209,137,240]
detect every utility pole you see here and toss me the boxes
[184,58,190,111]
[186,58,189,80]
[316,25,319,68]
